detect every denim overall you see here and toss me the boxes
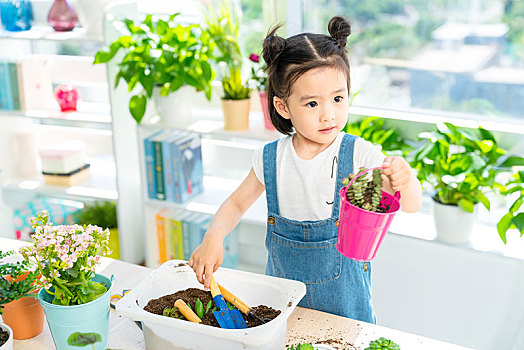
[263,133,376,323]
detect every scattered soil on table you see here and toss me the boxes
[144,287,281,327]
[0,328,8,346]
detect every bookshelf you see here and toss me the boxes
[0,6,144,264]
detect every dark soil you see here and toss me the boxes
[144,287,281,328]
[0,327,9,346]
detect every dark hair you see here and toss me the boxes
[262,16,352,135]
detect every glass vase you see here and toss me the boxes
[0,0,33,32]
[47,0,77,32]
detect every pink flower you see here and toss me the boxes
[249,53,260,63]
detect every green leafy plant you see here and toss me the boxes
[75,201,117,229]
[202,0,250,100]
[195,298,204,319]
[409,122,524,213]
[365,337,400,350]
[345,116,413,156]
[497,170,524,243]
[342,167,386,213]
[20,211,111,306]
[0,250,39,314]
[289,344,314,350]
[94,13,216,124]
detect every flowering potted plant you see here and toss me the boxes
[248,53,273,130]
[0,250,44,340]
[19,211,113,350]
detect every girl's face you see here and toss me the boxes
[274,66,349,152]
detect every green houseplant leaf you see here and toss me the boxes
[67,332,102,346]
[94,13,216,124]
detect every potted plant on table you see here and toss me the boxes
[75,201,120,259]
[409,122,524,244]
[0,250,44,340]
[202,0,251,131]
[94,13,216,125]
[19,210,113,350]
[0,322,13,350]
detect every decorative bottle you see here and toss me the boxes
[0,0,33,32]
[47,0,77,32]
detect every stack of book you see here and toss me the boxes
[39,140,90,186]
[0,57,53,111]
[144,130,204,203]
[155,209,238,268]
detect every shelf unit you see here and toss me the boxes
[0,13,144,264]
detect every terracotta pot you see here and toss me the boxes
[2,296,44,339]
[2,272,44,340]
[221,98,250,131]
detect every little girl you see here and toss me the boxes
[189,16,422,323]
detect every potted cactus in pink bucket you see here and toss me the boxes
[337,167,401,261]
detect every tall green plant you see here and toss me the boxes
[94,13,216,124]
[202,0,250,100]
[75,201,117,229]
[409,123,524,214]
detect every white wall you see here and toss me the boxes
[373,233,524,350]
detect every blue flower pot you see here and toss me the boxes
[0,0,33,32]
[38,274,113,350]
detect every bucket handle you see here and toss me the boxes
[345,166,400,199]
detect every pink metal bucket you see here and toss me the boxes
[337,167,401,261]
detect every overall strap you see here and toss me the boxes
[263,139,280,215]
[332,133,357,217]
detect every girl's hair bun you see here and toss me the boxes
[262,25,286,66]
[328,16,351,48]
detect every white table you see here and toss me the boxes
[1,238,470,349]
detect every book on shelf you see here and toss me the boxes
[153,209,238,268]
[144,130,204,203]
[0,57,52,111]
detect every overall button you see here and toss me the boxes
[363,262,369,272]
[335,220,339,227]
[268,216,276,225]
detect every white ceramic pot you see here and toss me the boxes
[432,198,478,244]
[313,344,336,350]
[0,323,14,350]
[153,86,193,127]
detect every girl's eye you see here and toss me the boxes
[334,96,343,103]
[306,101,318,108]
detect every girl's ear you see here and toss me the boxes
[273,96,291,120]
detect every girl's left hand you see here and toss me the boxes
[382,156,412,192]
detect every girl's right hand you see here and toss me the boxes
[188,234,224,290]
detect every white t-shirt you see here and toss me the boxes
[252,132,386,221]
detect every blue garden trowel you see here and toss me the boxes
[209,276,247,329]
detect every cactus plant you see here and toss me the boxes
[342,167,386,213]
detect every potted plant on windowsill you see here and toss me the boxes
[497,169,524,244]
[94,13,216,125]
[248,53,272,130]
[0,250,44,340]
[75,201,120,259]
[19,210,113,350]
[409,122,524,244]
[202,0,251,131]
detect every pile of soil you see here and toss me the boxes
[0,327,9,346]
[144,288,281,327]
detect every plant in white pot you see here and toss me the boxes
[94,13,216,125]
[497,169,524,243]
[409,122,524,244]
[202,0,252,131]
